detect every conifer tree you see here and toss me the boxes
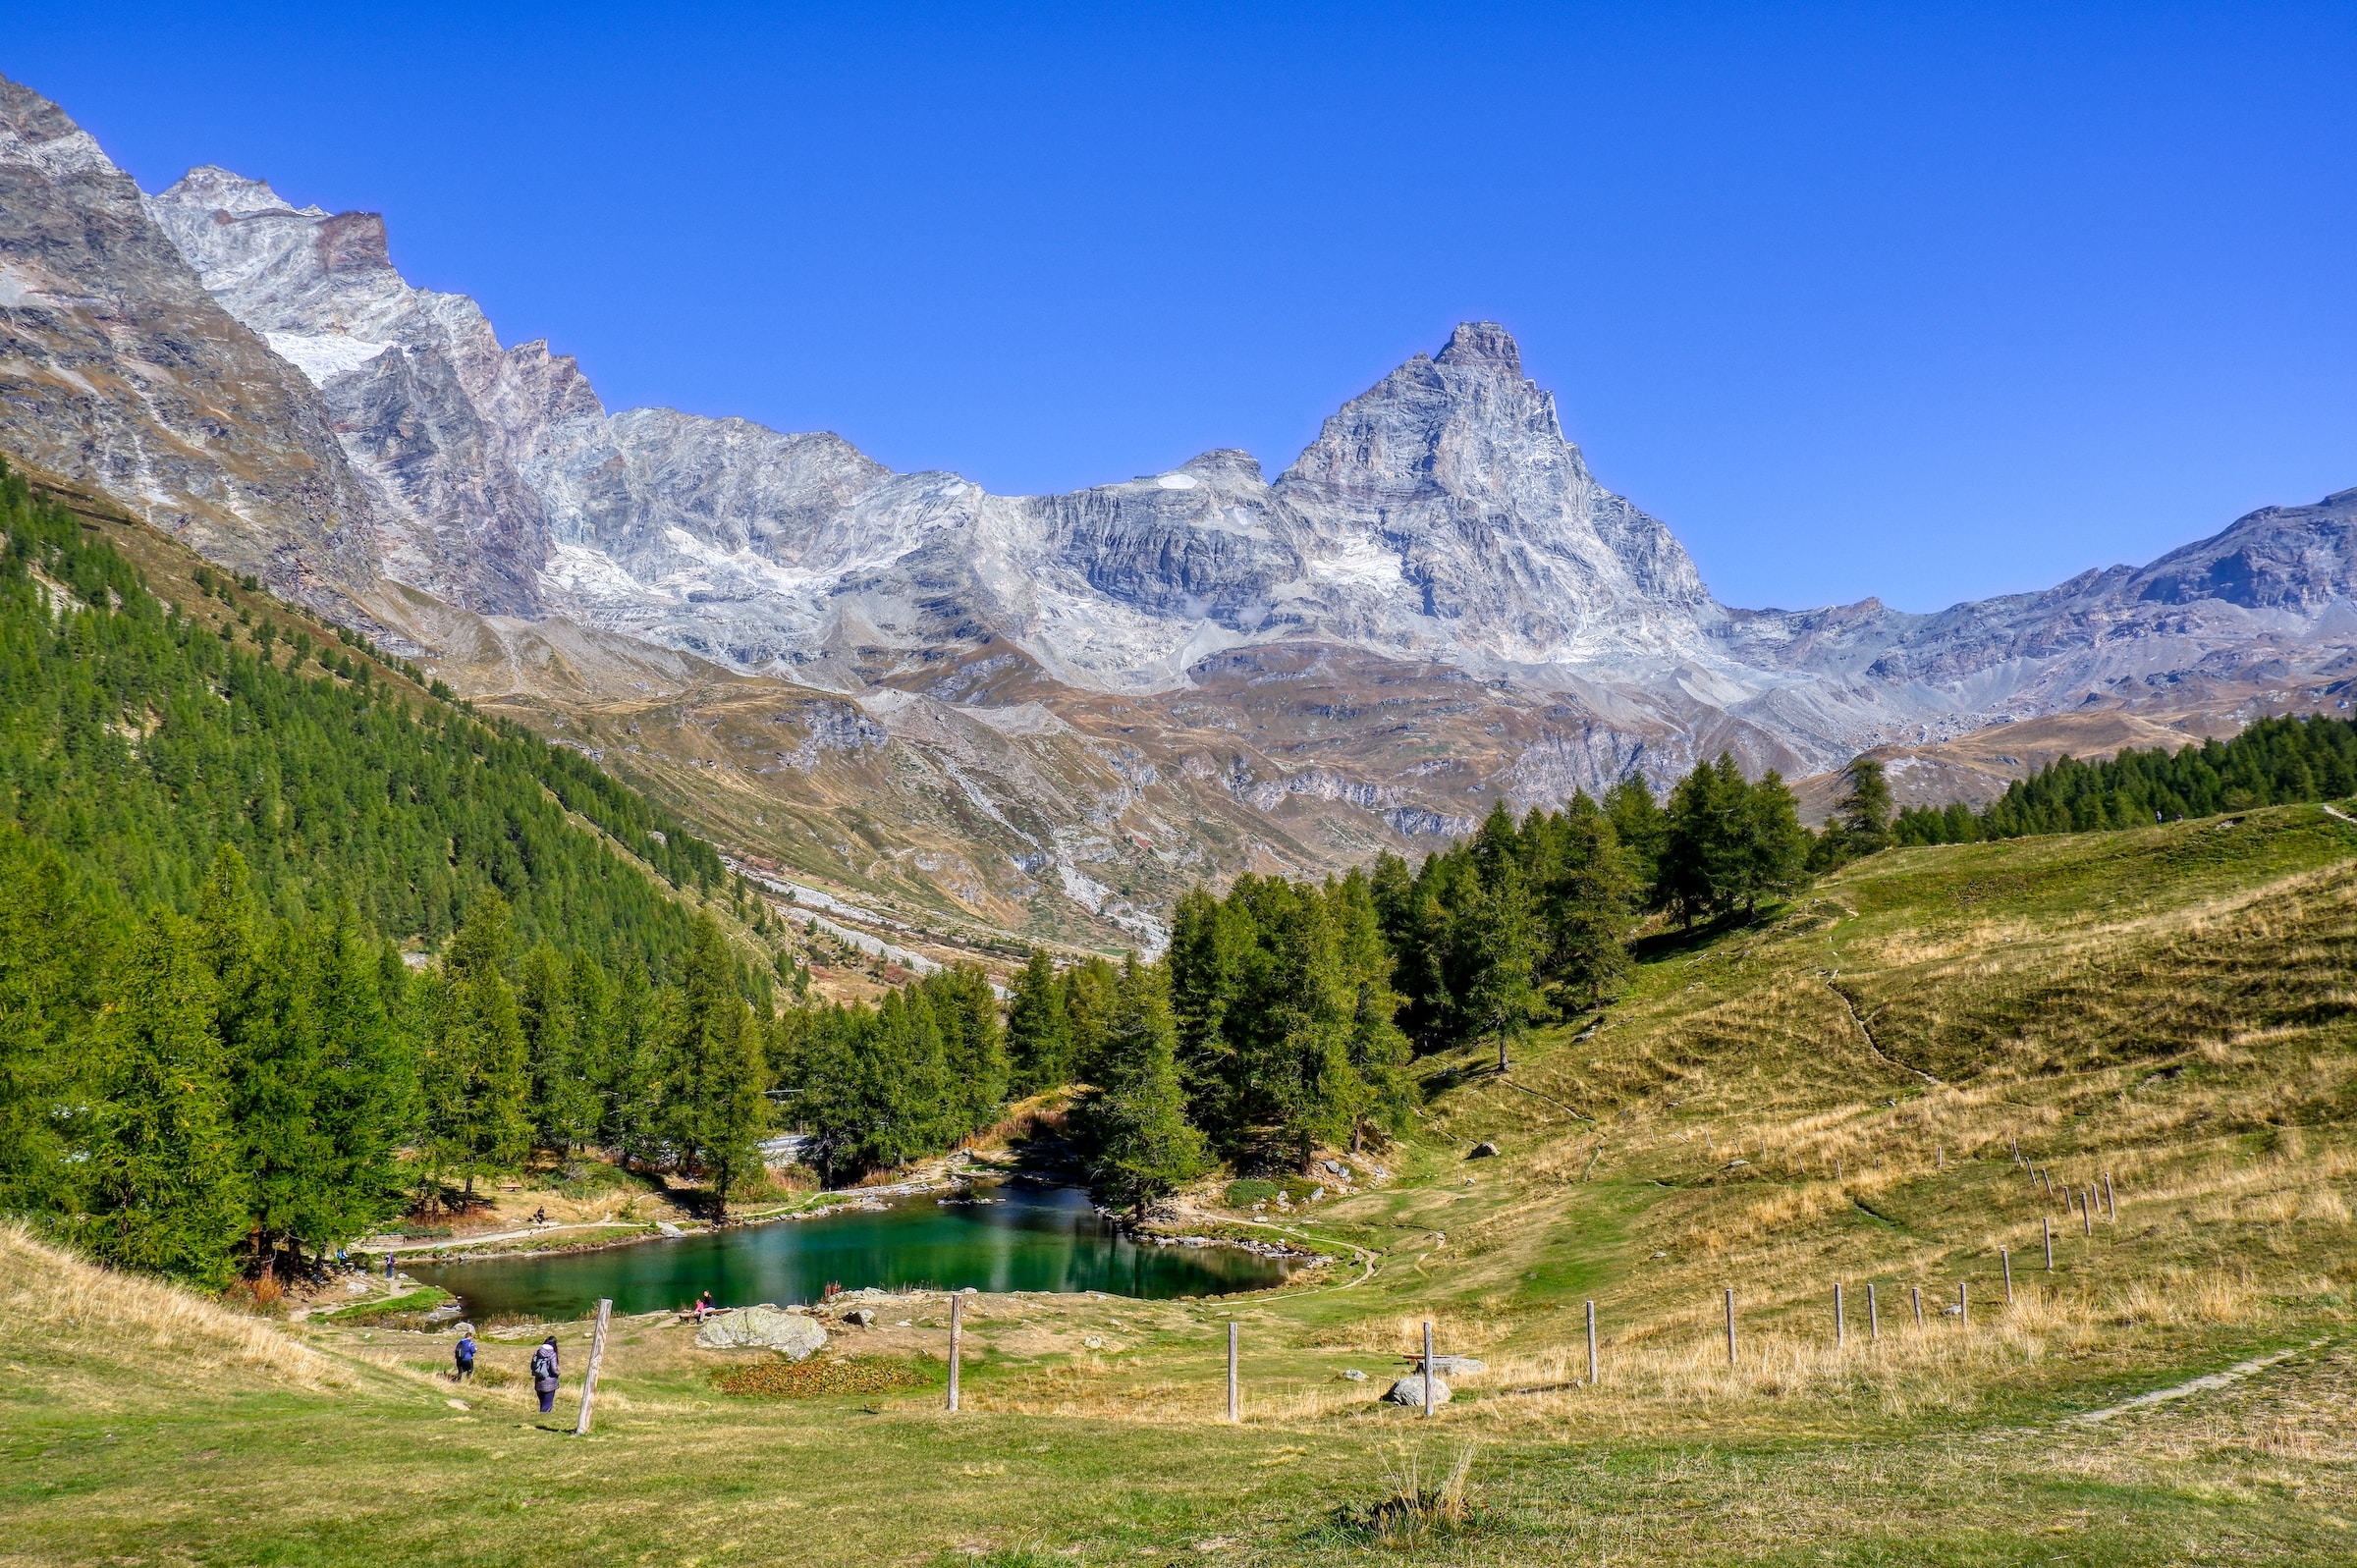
[519,942,596,1155]
[1167,885,1266,1136]
[567,951,617,1123]
[601,961,665,1167]
[1062,956,1119,1085]
[664,916,769,1206]
[1369,855,1452,1054]
[1604,776,1669,896]
[865,985,953,1166]
[1326,869,1419,1145]
[422,893,531,1202]
[1734,769,1811,916]
[1834,756,1894,857]
[1658,754,1749,927]
[299,913,411,1253]
[924,963,1009,1130]
[1265,886,1372,1160]
[1452,860,1541,1071]
[697,1003,769,1217]
[1004,947,1072,1094]
[1469,799,1523,884]
[0,844,91,1216]
[1086,958,1208,1216]
[79,913,245,1287]
[1543,792,1636,1007]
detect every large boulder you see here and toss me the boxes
[695,1306,828,1359]
[1384,1373,1452,1406]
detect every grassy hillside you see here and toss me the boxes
[7,807,2356,1564]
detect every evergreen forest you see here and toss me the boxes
[0,468,851,1283]
[1892,715,2357,844]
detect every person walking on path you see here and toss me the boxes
[453,1329,477,1383]
[530,1336,561,1415]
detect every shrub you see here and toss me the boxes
[714,1354,939,1398]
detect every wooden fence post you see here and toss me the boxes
[1868,1282,1880,1341]
[573,1298,612,1436]
[2001,1249,2013,1303]
[1835,1282,1845,1349]
[1226,1321,1238,1422]
[947,1294,962,1413]
[1586,1300,1598,1385]
[1911,1285,1923,1327]
[1959,1281,1968,1329]
[2104,1171,2116,1219]
[1422,1321,1436,1418]
[2044,1216,2055,1270]
[2082,1187,2095,1238]
[1725,1289,1736,1367]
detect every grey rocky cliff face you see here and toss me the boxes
[144,165,561,615]
[137,161,1744,707]
[0,78,381,609]
[17,67,2357,816]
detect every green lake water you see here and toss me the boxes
[409,1183,1293,1321]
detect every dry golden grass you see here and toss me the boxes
[1306,1309,1512,1354]
[0,1221,349,1398]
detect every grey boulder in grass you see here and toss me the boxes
[694,1306,828,1360]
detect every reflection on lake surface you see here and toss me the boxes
[410,1182,1292,1320]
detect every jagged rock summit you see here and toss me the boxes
[9,63,2357,915]
[146,155,1740,703]
[0,79,381,613]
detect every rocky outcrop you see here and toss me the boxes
[0,77,381,612]
[143,165,563,615]
[693,1306,828,1358]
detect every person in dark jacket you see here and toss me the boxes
[453,1331,477,1382]
[530,1336,560,1414]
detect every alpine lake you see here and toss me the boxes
[408,1182,1295,1321]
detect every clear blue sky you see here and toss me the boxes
[11,3,2355,613]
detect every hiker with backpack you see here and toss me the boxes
[530,1336,560,1414]
[453,1329,477,1382]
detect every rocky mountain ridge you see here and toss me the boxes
[8,72,2356,944]
[137,154,2357,784]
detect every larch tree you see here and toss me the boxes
[423,892,531,1203]
[1003,947,1072,1095]
[80,913,246,1288]
[1086,957,1208,1216]
[1836,756,1895,857]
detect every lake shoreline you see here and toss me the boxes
[407,1181,1304,1319]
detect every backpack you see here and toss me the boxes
[456,1337,475,1361]
[531,1345,558,1385]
